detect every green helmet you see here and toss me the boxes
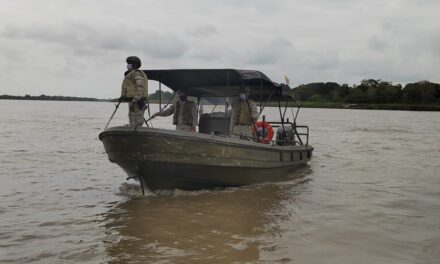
[126,56,141,68]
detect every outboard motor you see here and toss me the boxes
[276,125,295,145]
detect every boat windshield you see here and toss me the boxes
[199,97,231,115]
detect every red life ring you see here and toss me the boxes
[254,121,274,144]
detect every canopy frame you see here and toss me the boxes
[143,69,294,102]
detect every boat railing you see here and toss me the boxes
[269,121,310,146]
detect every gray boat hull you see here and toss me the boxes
[99,126,313,190]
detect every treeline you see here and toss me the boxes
[0,94,105,101]
[0,91,174,102]
[291,80,440,104]
[1,91,176,103]
[147,90,174,101]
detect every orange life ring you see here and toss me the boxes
[254,121,274,144]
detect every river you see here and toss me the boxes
[0,100,439,263]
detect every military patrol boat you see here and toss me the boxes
[99,69,313,191]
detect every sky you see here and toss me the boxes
[0,0,439,98]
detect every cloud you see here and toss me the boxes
[247,38,293,65]
[428,33,440,58]
[0,21,188,61]
[187,25,218,37]
[0,0,439,98]
[368,37,388,51]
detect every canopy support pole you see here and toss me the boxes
[225,71,230,136]
[139,177,145,195]
[277,93,286,141]
[292,103,303,145]
[159,82,162,110]
[282,98,289,122]
[260,79,263,111]
[245,97,260,142]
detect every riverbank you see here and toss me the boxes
[2,95,439,111]
[299,101,440,111]
[0,94,108,102]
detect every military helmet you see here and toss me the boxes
[126,56,141,68]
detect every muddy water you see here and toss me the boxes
[0,100,439,263]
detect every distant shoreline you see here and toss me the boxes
[0,96,167,104]
[299,101,440,111]
[0,95,172,104]
[0,94,110,102]
[1,95,439,111]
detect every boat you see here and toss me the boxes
[99,69,313,191]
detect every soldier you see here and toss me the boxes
[119,56,148,126]
[151,90,197,132]
[229,89,259,139]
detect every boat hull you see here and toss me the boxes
[99,126,313,190]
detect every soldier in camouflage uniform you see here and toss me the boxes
[120,56,148,126]
[230,89,259,139]
[151,90,198,132]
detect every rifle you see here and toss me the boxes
[104,102,121,130]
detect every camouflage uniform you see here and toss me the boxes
[230,99,258,139]
[156,99,198,131]
[121,70,148,126]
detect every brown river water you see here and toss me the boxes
[0,100,439,263]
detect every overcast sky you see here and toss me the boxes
[0,0,439,98]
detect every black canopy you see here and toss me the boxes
[143,69,292,101]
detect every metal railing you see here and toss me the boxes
[268,121,310,146]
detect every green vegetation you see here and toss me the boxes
[2,79,440,111]
[0,94,105,101]
[291,80,440,105]
[299,101,440,111]
[147,90,174,103]
[289,80,440,111]
[0,91,175,103]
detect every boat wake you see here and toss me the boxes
[116,182,243,198]
[116,176,311,199]
[117,182,155,198]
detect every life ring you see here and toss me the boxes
[254,121,274,144]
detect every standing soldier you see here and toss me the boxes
[119,56,148,126]
[230,88,259,139]
[150,90,198,132]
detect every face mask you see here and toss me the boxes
[127,64,133,71]
[239,93,246,100]
[179,95,187,101]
